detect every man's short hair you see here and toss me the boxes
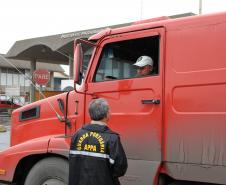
[89,98,109,121]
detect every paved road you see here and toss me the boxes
[0,111,11,185]
[0,127,10,151]
[0,111,10,151]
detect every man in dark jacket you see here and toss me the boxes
[69,98,128,185]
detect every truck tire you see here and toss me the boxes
[158,175,167,185]
[24,157,68,185]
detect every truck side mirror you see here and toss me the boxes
[74,42,83,85]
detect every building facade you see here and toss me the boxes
[0,54,68,104]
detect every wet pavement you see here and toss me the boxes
[0,128,10,151]
[0,110,11,151]
[0,110,11,185]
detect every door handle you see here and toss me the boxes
[141,99,160,105]
[75,100,79,115]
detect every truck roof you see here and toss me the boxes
[90,11,226,40]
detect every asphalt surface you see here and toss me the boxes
[0,110,11,185]
[0,111,10,151]
[0,127,10,151]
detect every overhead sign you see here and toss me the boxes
[60,28,104,39]
[33,69,50,85]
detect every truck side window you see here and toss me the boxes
[94,35,159,82]
[82,45,95,80]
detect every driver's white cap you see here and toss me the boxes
[133,56,153,67]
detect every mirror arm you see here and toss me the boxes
[57,99,65,116]
[65,118,71,129]
[56,98,72,131]
[56,112,64,122]
[75,38,97,47]
[56,109,71,129]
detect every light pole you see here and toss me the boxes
[199,0,202,15]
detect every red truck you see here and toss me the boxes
[1,12,226,185]
[0,96,21,110]
[0,100,21,110]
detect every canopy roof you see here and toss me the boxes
[0,54,64,72]
[6,23,130,64]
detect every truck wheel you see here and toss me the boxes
[158,176,166,185]
[158,174,174,185]
[24,157,68,185]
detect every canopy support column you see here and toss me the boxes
[30,58,36,102]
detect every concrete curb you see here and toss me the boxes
[0,125,7,132]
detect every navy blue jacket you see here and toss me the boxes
[69,124,127,185]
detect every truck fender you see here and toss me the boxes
[47,135,71,158]
[0,135,51,182]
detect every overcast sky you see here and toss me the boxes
[0,0,226,72]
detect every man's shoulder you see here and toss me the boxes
[82,124,120,139]
[106,127,119,137]
[71,126,89,139]
[72,124,120,140]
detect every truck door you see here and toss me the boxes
[85,28,165,185]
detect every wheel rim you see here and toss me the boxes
[41,178,66,185]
